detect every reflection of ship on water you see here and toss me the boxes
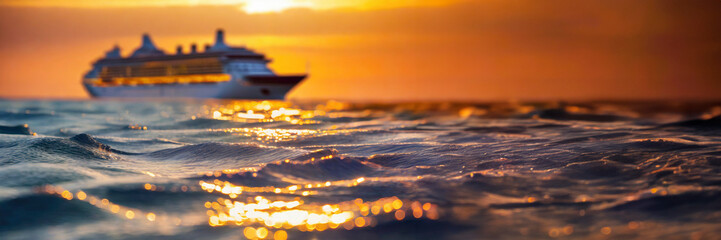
[82,29,306,99]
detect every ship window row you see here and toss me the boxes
[100,64,224,78]
[93,74,231,86]
[228,63,267,71]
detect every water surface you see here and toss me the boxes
[1,99,720,239]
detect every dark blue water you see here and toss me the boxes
[1,99,720,239]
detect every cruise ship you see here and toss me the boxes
[82,29,306,99]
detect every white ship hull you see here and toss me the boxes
[85,79,295,100]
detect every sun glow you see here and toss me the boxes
[241,0,312,13]
[0,0,312,13]
[0,0,460,12]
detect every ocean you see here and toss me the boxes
[1,99,720,239]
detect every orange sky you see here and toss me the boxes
[1,0,720,101]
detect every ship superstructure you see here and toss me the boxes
[82,29,305,99]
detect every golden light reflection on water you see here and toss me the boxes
[203,194,439,232]
[198,175,364,198]
[203,100,372,124]
[38,141,442,239]
[209,127,363,143]
[39,174,440,239]
[197,175,440,237]
[202,100,384,143]
[204,100,322,124]
[40,185,181,225]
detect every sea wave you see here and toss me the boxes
[0,100,720,239]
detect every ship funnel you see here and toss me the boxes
[216,29,225,44]
[104,45,122,59]
[176,45,183,55]
[209,28,230,51]
[190,43,197,53]
[130,33,165,57]
[141,34,158,50]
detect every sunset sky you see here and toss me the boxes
[1,0,720,101]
